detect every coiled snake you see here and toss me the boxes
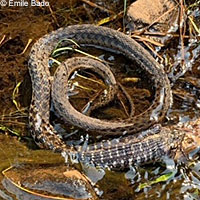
[28,24,200,169]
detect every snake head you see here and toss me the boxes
[177,119,200,160]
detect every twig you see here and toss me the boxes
[142,31,167,36]
[19,39,33,55]
[131,35,164,47]
[81,0,114,14]
[96,11,123,26]
[52,46,111,64]
[47,2,60,27]
[188,16,200,35]
[143,41,164,62]
[72,81,97,92]
[142,31,190,38]
[0,121,26,126]
[76,74,106,87]
[117,92,129,117]
[179,0,186,65]
[123,0,128,31]
[81,89,104,113]
[0,35,6,47]
[0,108,27,118]
[12,82,22,111]
[34,0,59,26]
[78,70,100,81]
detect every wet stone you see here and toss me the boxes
[2,164,98,200]
[126,0,179,37]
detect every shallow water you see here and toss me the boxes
[0,0,200,199]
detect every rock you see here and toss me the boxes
[2,164,98,200]
[126,0,179,33]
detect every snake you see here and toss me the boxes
[28,24,200,169]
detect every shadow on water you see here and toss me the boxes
[0,0,200,199]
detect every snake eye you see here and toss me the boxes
[186,137,194,144]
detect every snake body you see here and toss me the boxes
[28,25,199,169]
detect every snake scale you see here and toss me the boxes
[28,24,200,169]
